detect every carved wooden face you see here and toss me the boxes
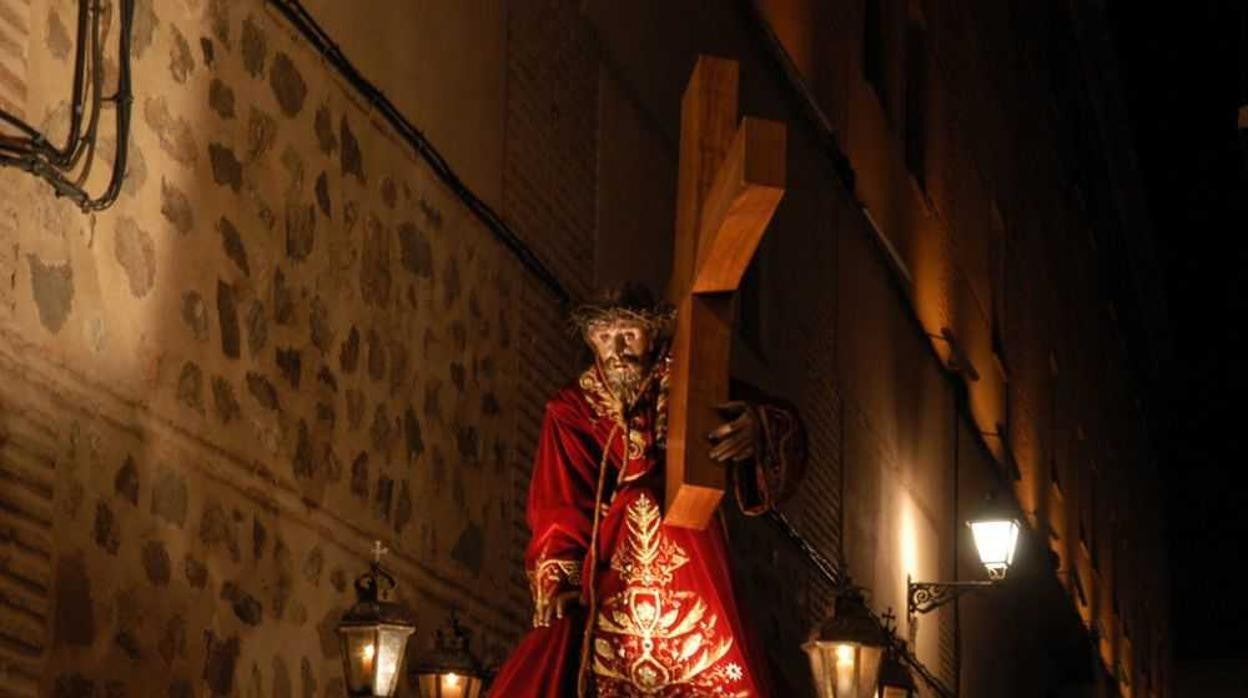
[586,317,654,403]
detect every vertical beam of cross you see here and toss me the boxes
[664,56,787,530]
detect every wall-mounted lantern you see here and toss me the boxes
[908,495,1021,617]
[337,542,417,697]
[804,587,888,698]
[409,611,488,698]
[967,500,1020,581]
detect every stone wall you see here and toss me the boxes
[0,1,577,695]
[0,0,28,117]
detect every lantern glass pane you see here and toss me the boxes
[805,640,832,698]
[856,644,884,698]
[442,672,466,698]
[415,672,484,698]
[835,643,857,697]
[374,625,414,696]
[970,519,1019,577]
[339,627,378,696]
[804,641,883,698]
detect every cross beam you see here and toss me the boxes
[664,56,786,530]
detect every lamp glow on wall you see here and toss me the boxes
[337,542,418,697]
[908,494,1022,618]
[804,587,888,698]
[409,611,488,698]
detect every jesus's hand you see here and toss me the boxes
[534,589,583,627]
[707,401,760,464]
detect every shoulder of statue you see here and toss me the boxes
[547,382,585,412]
[542,379,601,429]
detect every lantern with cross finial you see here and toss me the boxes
[336,541,417,697]
[409,610,488,698]
[804,585,888,698]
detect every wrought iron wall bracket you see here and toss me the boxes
[907,575,996,616]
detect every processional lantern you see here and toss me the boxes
[804,587,887,698]
[336,542,417,697]
[409,611,488,698]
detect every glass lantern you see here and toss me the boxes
[410,612,488,698]
[337,544,417,697]
[804,588,887,698]
[967,497,1021,581]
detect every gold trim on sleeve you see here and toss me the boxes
[529,554,583,628]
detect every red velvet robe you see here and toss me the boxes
[491,362,799,697]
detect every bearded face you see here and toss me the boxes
[585,317,655,406]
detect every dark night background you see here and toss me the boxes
[1108,0,1248,667]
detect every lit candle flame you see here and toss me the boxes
[833,643,857,697]
[439,671,466,697]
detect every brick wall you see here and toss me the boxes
[503,0,598,300]
[501,0,602,626]
[800,0,1171,693]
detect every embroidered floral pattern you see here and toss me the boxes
[578,360,668,483]
[591,494,747,697]
[579,357,671,445]
[579,367,625,422]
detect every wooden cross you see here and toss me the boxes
[664,56,787,530]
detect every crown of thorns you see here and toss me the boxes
[568,284,676,338]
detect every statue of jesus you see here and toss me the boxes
[490,283,804,697]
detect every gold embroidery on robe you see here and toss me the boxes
[591,494,747,696]
[577,365,663,483]
[578,358,671,446]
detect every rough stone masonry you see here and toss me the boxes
[0,0,555,695]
